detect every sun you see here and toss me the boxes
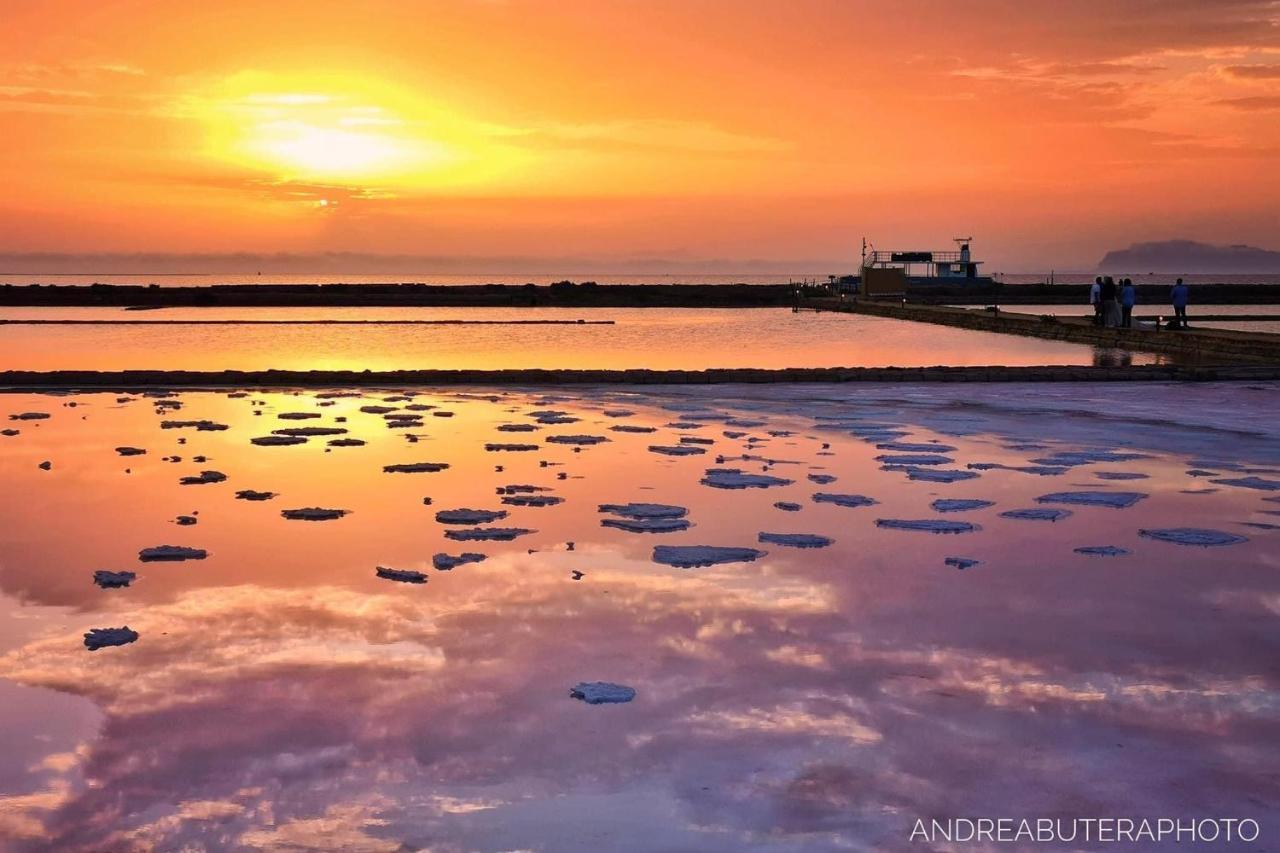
[249,121,408,179]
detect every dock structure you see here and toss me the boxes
[799,296,1280,365]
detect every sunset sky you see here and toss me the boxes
[2,0,1279,271]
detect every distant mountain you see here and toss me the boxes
[1099,240,1280,273]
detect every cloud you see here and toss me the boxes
[1222,63,1280,78]
[1216,94,1280,109]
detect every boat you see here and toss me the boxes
[830,237,995,296]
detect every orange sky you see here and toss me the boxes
[2,0,1278,270]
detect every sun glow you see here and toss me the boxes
[186,72,520,192]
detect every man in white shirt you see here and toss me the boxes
[1090,277,1103,325]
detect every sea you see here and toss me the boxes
[3,272,1280,287]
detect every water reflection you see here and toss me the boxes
[1091,347,1133,368]
[0,383,1276,850]
[0,307,1178,370]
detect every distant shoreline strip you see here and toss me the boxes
[0,319,616,326]
[2,364,1278,390]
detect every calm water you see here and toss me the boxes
[0,382,1277,850]
[0,307,1175,370]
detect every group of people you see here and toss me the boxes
[1089,276,1190,329]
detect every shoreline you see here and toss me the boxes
[3,364,1279,390]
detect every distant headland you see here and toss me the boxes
[1099,240,1280,274]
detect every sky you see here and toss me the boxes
[2,0,1279,272]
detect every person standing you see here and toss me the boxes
[1171,278,1189,329]
[1100,276,1120,327]
[1090,276,1103,325]
[1120,278,1136,328]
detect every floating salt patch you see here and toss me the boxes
[115,447,146,456]
[1000,508,1071,522]
[376,566,426,584]
[501,494,564,508]
[8,412,50,421]
[433,552,486,571]
[277,412,321,420]
[383,413,423,422]
[327,438,366,447]
[905,468,980,483]
[160,420,228,431]
[1180,487,1220,494]
[93,570,136,588]
[404,404,435,411]
[945,557,981,570]
[1095,472,1149,481]
[724,419,767,428]
[1074,545,1130,557]
[274,426,347,437]
[445,527,535,541]
[1139,528,1248,547]
[175,515,197,526]
[1187,459,1244,471]
[1241,521,1280,530]
[598,502,688,519]
[877,442,959,453]
[967,462,1067,476]
[435,508,508,525]
[360,405,397,414]
[84,627,138,651]
[1,429,19,437]
[807,473,837,485]
[875,519,978,534]
[774,501,802,512]
[535,414,578,424]
[812,492,878,508]
[680,436,715,445]
[570,682,636,705]
[281,507,349,521]
[251,435,308,446]
[499,484,549,494]
[667,422,703,430]
[602,409,635,418]
[236,489,277,501]
[652,545,766,568]
[701,468,792,489]
[931,499,994,513]
[497,423,539,432]
[38,461,51,471]
[485,443,540,452]
[179,470,227,485]
[875,453,953,466]
[1035,491,1147,509]
[650,445,706,456]
[1211,476,1280,491]
[758,532,832,549]
[1030,450,1150,467]
[723,430,747,440]
[546,435,609,446]
[383,462,449,473]
[315,391,360,399]
[610,424,657,433]
[139,545,207,561]
[603,517,691,533]
[1185,469,1218,477]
